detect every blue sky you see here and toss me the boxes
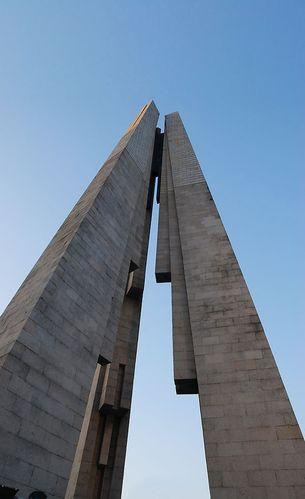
[0,2,304,498]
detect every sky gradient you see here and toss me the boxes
[0,2,304,498]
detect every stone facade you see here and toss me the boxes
[156,111,305,499]
[1,102,304,499]
[0,101,159,498]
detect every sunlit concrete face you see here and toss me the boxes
[0,101,159,498]
[156,112,305,499]
[0,102,304,499]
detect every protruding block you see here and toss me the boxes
[166,140,197,394]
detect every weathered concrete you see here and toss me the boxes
[0,101,159,498]
[1,101,304,499]
[156,111,305,498]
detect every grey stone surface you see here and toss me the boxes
[156,111,305,498]
[1,101,304,498]
[0,101,159,498]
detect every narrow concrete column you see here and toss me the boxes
[155,131,171,282]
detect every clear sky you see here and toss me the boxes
[0,2,304,498]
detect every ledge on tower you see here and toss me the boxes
[175,378,198,395]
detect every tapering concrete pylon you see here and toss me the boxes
[156,111,305,499]
[1,102,304,499]
[0,101,160,498]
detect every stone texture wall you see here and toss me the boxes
[156,111,305,499]
[1,101,304,499]
[0,101,159,498]
[72,179,155,499]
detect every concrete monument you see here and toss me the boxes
[0,102,304,498]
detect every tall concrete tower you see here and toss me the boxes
[156,112,305,499]
[0,102,304,498]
